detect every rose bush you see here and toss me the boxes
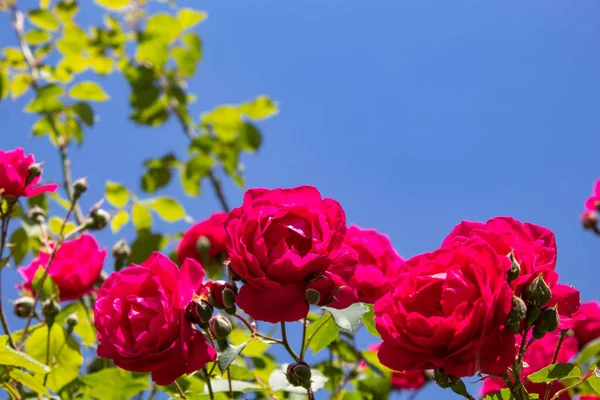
[0,148,57,198]
[94,253,217,385]
[224,185,357,322]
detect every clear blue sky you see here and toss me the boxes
[2,1,600,399]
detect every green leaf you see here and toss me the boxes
[56,1,79,22]
[49,192,71,210]
[202,106,241,142]
[90,56,113,75]
[218,342,247,374]
[172,47,198,78]
[181,153,213,196]
[9,227,28,265]
[450,379,474,399]
[177,8,207,30]
[135,39,168,70]
[0,336,50,373]
[575,337,600,367]
[240,96,278,120]
[132,204,153,231]
[81,368,150,400]
[323,302,370,333]
[69,81,109,102]
[95,0,129,10]
[482,388,516,399]
[48,216,76,236]
[361,304,380,338]
[148,197,186,222]
[9,369,50,396]
[141,167,172,193]
[32,266,59,301]
[183,32,202,58]
[146,13,181,44]
[24,29,51,45]
[588,372,600,395]
[306,314,339,354]
[72,102,94,127]
[11,74,32,99]
[25,84,63,114]
[25,324,83,392]
[129,231,163,264]
[268,365,328,394]
[28,9,59,31]
[105,181,129,208]
[55,302,96,347]
[239,122,262,152]
[111,210,130,233]
[0,69,9,100]
[527,363,581,383]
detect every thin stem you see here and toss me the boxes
[307,387,315,400]
[300,316,308,360]
[146,384,157,400]
[550,370,595,400]
[304,314,332,351]
[42,327,51,386]
[226,368,233,399]
[173,380,187,400]
[544,330,568,400]
[0,200,15,348]
[203,367,214,400]
[52,328,74,366]
[280,322,300,362]
[234,313,283,344]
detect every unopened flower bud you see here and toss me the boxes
[507,251,521,283]
[186,299,213,325]
[526,307,542,328]
[28,206,46,224]
[73,177,88,197]
[532,307,560,339]
[13,296,34,318]
[112,239,131,259]
[305,274,338,306]
[202,281,238,310]
[209,315,232,340]
[524,275,552,309]
[305,288,321,305]
[433,369,458,389]
[86,209,110,230]
[286,362,312,389]
[66,313,79,331]
[582,211,598,230]
[41,298,60,326]
[196,236,211,263]
[27,162,43,184]
[506,295,527,333]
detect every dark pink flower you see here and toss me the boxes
[18,234,106,301]
[0,148,57,198]
[585,180,600,211]
[344,225,404,303]
[572,301,600,347]
[177,212,228,267]
[94,253,217,385]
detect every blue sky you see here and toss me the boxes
[2,1,600,399]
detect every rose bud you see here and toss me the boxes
[13,296,34,318]
[186,299,213,326]
[27,162,43,183]
[532,307,560,339]
[506,295,527,334]
[87,209,110,231]
[524,275,552,309]
[433,369,458,389]
[42,298,60,326]
[73,177,88,197]
[112,239,131,260]
[507,251,521,283]
[209,315,232,340]
[286,362,312,389]
[66,313,79,333]
[202,281,237,310]
[28,206,46,224]
[305,275,336,306]
[582,211,598,230]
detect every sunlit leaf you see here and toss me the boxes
[527,363,580,383]
[146,13,181,44]
[69,81,109,102]
[11,74,31,99]
[111,210,130,233]
[28,9,59,31]
[323,303,370,333]
[55,302,96,347]
[9,369,50,396]
[148,197,186,222]
[105,181,129,208]
[95,0,129,10]
[306,314,339,354]
[177,8,207,30]
[0,336,50,373]
[132,204,152,231]
[218,342,247,373]
[72,102,94,127]
[81,368,150,400]
[24,29,51,45]
[240,96,278,120]
[32,266,59,301]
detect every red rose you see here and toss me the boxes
[572,301,600,347]
[0,148,57,198]
[94,253,217,385]
[442,217,580,329]
[585,179,600,211]
[177,212,228,267]
[344,225,404,303]
[18,234,106,301]
[391,370,427,391]
[481,332,578,400]
[224,186,356,323]
[375,240,516,377]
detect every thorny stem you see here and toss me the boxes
[234,313,284,344]
[203,367,215,400]
[173,380,187,400]
[550,370,596,400]
[280,322,301,362]
[300,316,308,360]
[544,330,568,400]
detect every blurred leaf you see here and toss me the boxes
[218,342,247,374]
[181,153,213,196]
[28,194,49,212]
[361,304,380,338]
[0,335,50,373]
[72,102,94,127]
[202,105,241,142]
[9,369,50,396]
[132,204,152,231]
[149,197,185,222]
[172,47,198,77]
[56,1,79,22]
[105,181,129,208]
[11,74,31,99]
[306,314,339,354]
[10,227,29,265]
[146,13,181,43]
[135,38,168,71]
[142,167,172,193]
[177,8,207,30]
[49,192,71,210]
[0,69,9,100]
[28,9,59,31]
[25,84,63,114]
[323,303,369,333]
[240,96,278,120]
[69,81,109,102]
[48,216,76,235]
[32,266,59,301]
[111,210,130,233]
[56,302,96,347]
[482,389,517,400]
[239,122,262,152]
[575,337,600,367]
[90,56,113,75]
[81,368,150,400]
[527,363,580,383]
[95,0,129,10]
[24,29,51,45]
[130,98,169,126]
[129,231,163,264]
[25,324,83,392]
[182,32,202,58]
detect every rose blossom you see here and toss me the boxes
[94,253,217,385]
[362,343,428,391]
[442,217,580,329]
[585,179,600,211]
[572,301,600,347]
[0,148,57,198]
[375,239,516,377]
[224,186,357,323]
[343,225,404,303]
[18,234,106,301]
[481,331,579,400]
[177,212,228,268]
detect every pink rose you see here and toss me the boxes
[375,239,516,377]
[0,148,57,198]
[94,253,216,385]
[442,217,580,329]
[18,234,106,301]
[585,180,600,211]
[344,225,404,303]
[572,301,600,347]
[225,186,357,323]
[177,212,228,267]
[481,331,579,400]
[391,370,427,391]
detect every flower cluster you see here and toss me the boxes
[0,148,57,199]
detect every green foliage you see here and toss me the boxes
[218,342,247,373]
[9,368,50,396]
[111,209,130,233]
[132,203,153,231]
[148,196,186,222]
[361,303,379,337]
[81,369,150,400]
[0,336,50,373]
[323,302,370,333]
[55,301,96,347]
[105,181,129,208]
[28,9,59,31]
[69,81,109,102]
[527,363,581,383]
[32,266,59,301]
[306,313,339,354]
